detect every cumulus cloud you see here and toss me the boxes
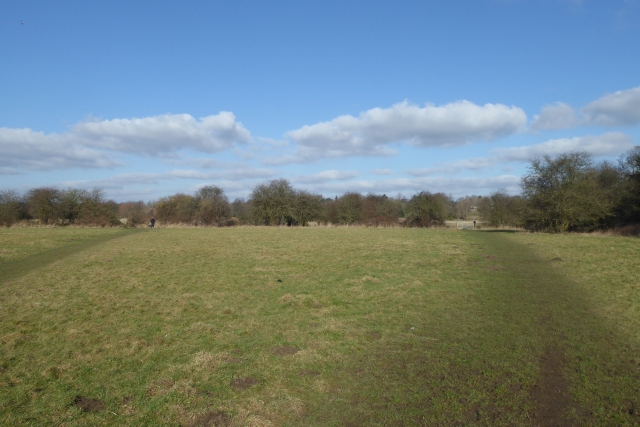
[295,170,358,184]
[60,167,275,192]
[73,112,251,154]
[407,132,633,176]
[582,86,640,126]
[493,132,633,161]
[0,112,251,173]
[407,157,496,176]
[530,102,580,130]
[0,127,121,172]
[271,101,527,164]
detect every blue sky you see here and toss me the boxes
[2,0,639,202]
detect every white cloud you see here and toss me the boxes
[272,100,527,164]
[0,112,251,173]
[0,167,23,175]
[530,102,580,130]
[295,170,358,184]
[167,168,275,181]
[493,132,633,161]
[407,132,633,176]
[0,127,122,172]
[407,157,496,176]
[74,112,251,154]
[306,175,522,198]
[60,167,275,192]
[582,86,640,126]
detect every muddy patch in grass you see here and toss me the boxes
[272,346,299,356]
[230,376,258,390]
[186,410,230,427]
[73,395,105,412]
[531,346,576,426]
[484,255,497,260]
[551,257,563,262]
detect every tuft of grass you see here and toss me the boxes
[0,228,638,426]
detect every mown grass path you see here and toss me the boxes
[0,228,638,426]
[303,230,640,426]
[0,228,141,285]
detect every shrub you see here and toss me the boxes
[250,179,296,225]
[195,186,230,226]
[336,193,363,225]
[0,190,23,227]
[521,152,615,232]
[477,189,522,227]
[26,187,60,225]
[403,192,449,227]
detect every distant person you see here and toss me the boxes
[149,217,155,229]
[473,219,477,229]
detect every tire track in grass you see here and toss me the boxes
[0,229,144,285]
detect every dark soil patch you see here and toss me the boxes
[464,405,481,421]
[551,257,563,262]
[484,255,497,260]
[230,376,258,390]
[186,410,231,427]
[369,332,381,340]
[531,346,576,426]
[272,346,299,356]
[73,395,105,412]
[298,369,320,377]
[488,265,505,271]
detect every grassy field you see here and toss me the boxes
[0,227,639,426]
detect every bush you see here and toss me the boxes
[477,189,522,227]
[403,192,449,227]
[250,179,296,225]
[155,194,199,224]
[521,152,615,232]
[335,193,363,225]
[195,186,230,226]
[0,190,24,227]
[26,187,60,225]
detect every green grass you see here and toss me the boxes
[0,227,638,426]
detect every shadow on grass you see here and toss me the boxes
[300,231,640,426]
[478,229,520,233]
[0,229,144,285]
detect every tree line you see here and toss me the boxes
[1,146,639,232]
[478,146,640,232]
[153,179,456,227]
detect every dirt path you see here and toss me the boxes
[532,345,576,427]
[473,232,580,426]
